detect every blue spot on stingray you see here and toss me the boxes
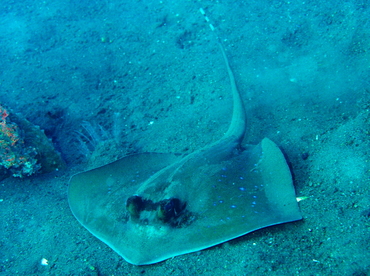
[239,187,246,191]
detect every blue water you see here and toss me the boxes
[0,0,369,275]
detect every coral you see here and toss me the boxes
[0,105,64,178]
[0,105,39,177]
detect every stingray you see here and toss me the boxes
[68,30,302,265]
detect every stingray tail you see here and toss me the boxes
[199,8,247,144]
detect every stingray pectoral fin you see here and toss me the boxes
[259,138,302,222]
[68,152,183,230]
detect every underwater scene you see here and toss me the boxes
[0,0,369,275]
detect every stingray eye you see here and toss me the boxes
[157,198,183,223]
[126,195,144,219]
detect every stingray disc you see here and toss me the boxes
[68,138,301,265]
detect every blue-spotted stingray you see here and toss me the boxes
[68,17,302,265]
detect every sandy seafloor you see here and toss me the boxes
[0,0,369,275]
